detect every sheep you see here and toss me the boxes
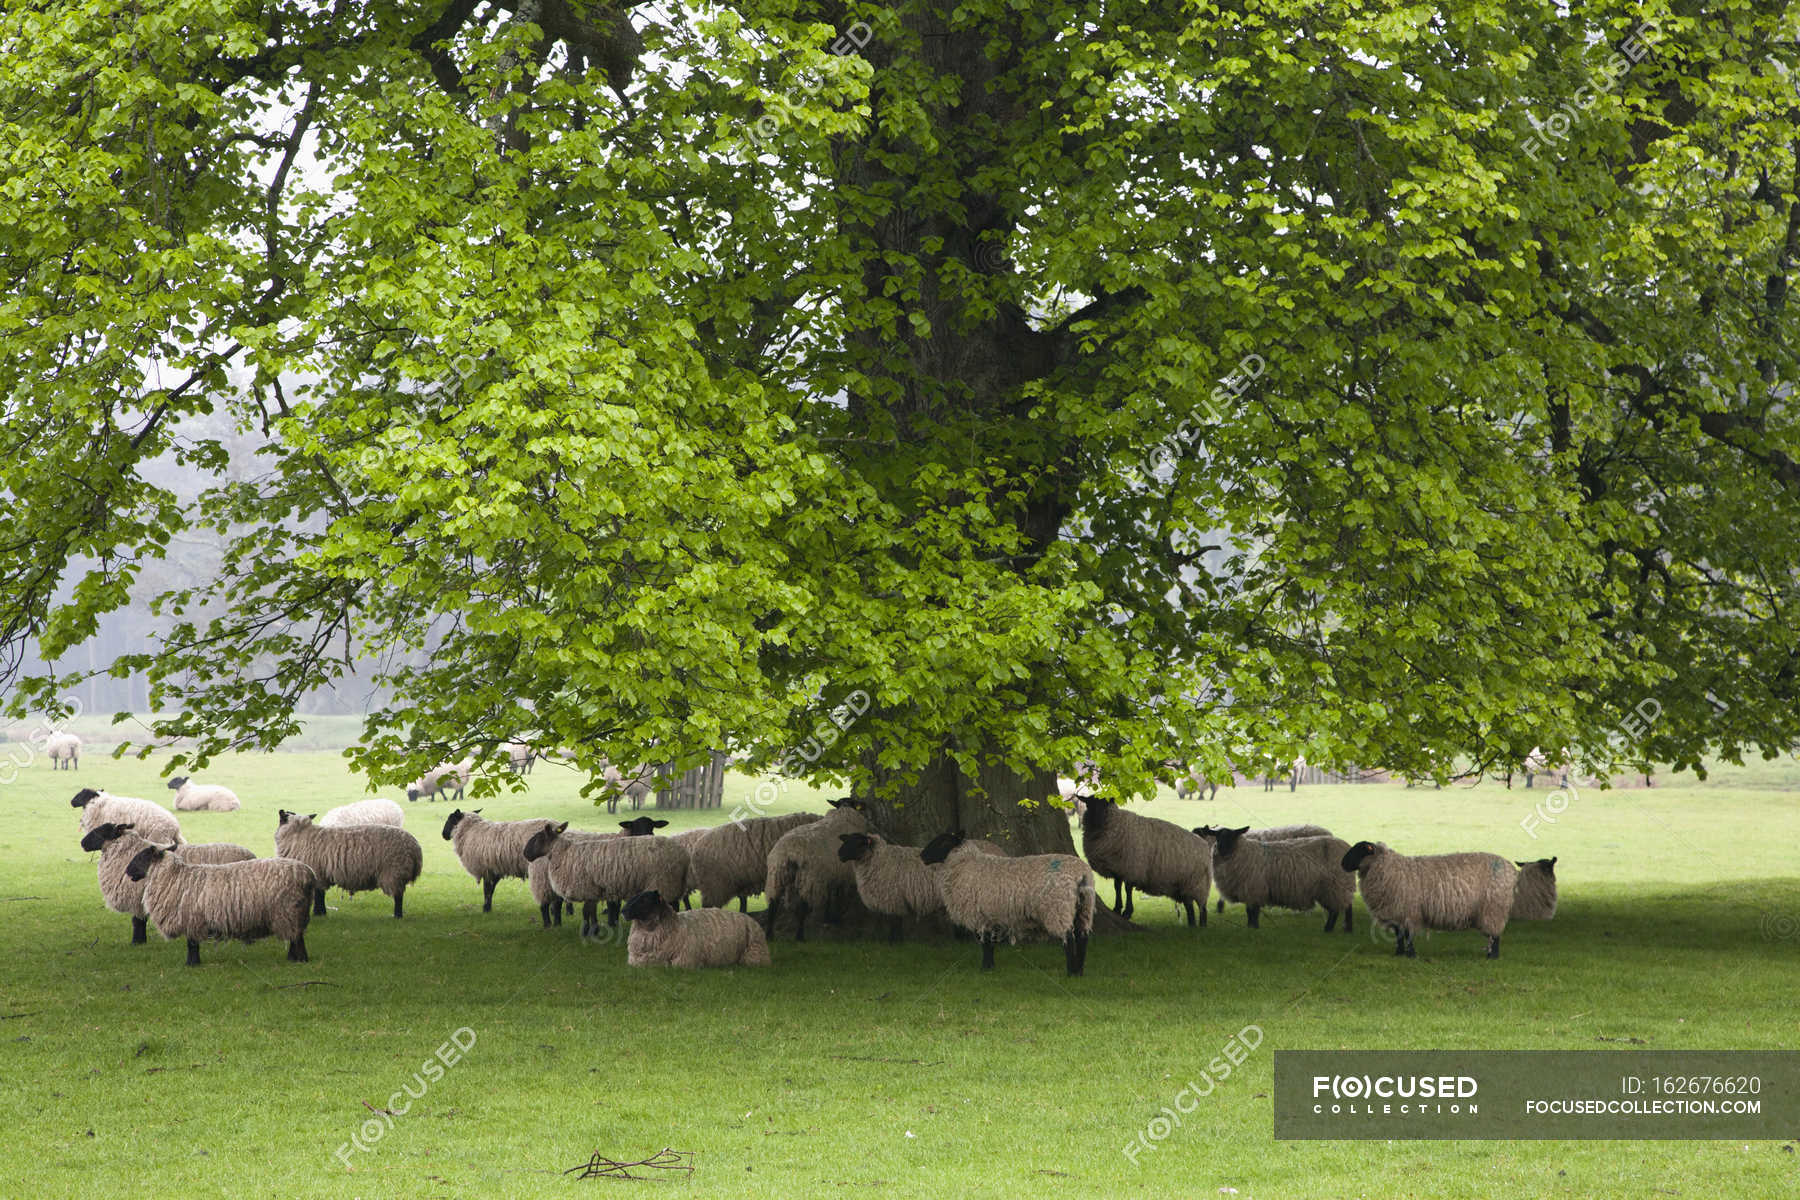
[1196,823,1335,910]
[319,797,406,828]
[407,757,471,803]
[79,822,254,945]
[1174,764,1221,802]
[1077,795,1211,926]
[525,827,613,927]
[836,832,946,943]
[665,826,714,909]
[125,842,316,966]
[600,760,657,814]
[1511,856,1559,920]
[46,731,80,770]
[274,810,424,918]
[503,740,538,774]
[687,811,821,911]
[165,776,241,813]
[621,889,771,968]
[521,821,688,936]
[441,808,555,911]
[1199,826,1355,932]
[1341,840,1518,958]
[71,788,182,846]
[762,798,870,941]
[919,831,1095,975]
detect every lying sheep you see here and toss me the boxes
[1342,841,1517,958]
[836,832,945,943]
[165,776,241,812]
[46,731,81,770]
[521,821,687,936]
[763,798,870,941]
[920,831,1095,975]
[621,889,771,968]
[71,788,182,846]
[81,822,255,944]
[1511,856,1559,920]
[319,797,406,828]
[688,811,820,911]
[1078,796,1211,926]
[407,757,471,803]
[1200,826,1354,932]
[274,810,424,918]
[1198,823,1334,912]
[441,808,556,911]
[125,842,317,966]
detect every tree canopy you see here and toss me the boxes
[3,0,1797,842]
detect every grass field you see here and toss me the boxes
[3,741,1797,1198]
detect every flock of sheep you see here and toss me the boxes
[66,758,1561,976]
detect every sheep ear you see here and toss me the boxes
[473,808,482,815]
[652,819,668,828]
[555,821,569,834]
[1549,856,1557,866]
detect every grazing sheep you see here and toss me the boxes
[1198,823,1334,911]
[80,822,254,945]
[319,797,406,828]
[274,810,423,918]
[1078,796,1211,926]
[836,832,946,943]
[1511,856,1559,920]
[1342,841,1518,958]
[1199,826,1354,932]
[407,758,471,803]
[165,776,241,813]
[1174,764,1221,802]
[919,831,1095,975]
[71,788,182,846]
[125,842,317,966]
[688,812,821,911]
[503,740,538,774]
[441,808,558,911]
[621,889,771,968]
[46,731,80,770]
[600,760,657,814]
[521,821,687,936]
[762,798,870,942]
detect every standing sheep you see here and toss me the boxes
[1511,856,1559,920]
[521,821,688,936]
[526,827,612,928]
[919,831,1095,975]
[1199,826,1355,932]
[503,741,538,774]
[71,788,182,846]
[1078,796,1211,926]
[600,761,657,813]
[124,843,317,966]
[319,797,406,828]
[166,776,241,813]
[621,890,771,968]
[46,731,81,770]
[407,758,471,803]
[274,810,423,918]
[665,826,714,909]
[1341,841,1518,958]
[836,832,946,943]
[688,812,821,911]
[441,808,556,911]
[1198,823,1334,912]
[80,822,255,945]
[762,798,871,942]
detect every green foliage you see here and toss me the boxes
[2,1,1797,803]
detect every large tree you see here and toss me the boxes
[3,0,1797,851]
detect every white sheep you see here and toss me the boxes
[80,821,254,944]
[920,831,1095,975]
[125,842,317,966]
[318,797,406,827]
[407,757,471,803]
[1342,840,1517,958]
[763,798,870,941]
[274,810,424,918]
[46,731,81,770]
[71,788,182,846]
[166,776,241,812]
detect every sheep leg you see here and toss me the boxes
[1077,931,1090,974]
[1486,934,1500,959]
[1344,906,1353,934]
[539,902,553,928]
[1324,908,1338,932]
[762,895,782,937]
[737,896,748,914]
[1403,929,1418,958]
[1181,899,1196,928]
[793,900,809,943]
[1246,904,1260,929]
[482,877,497,912]
[1215,897,1224,914]
[288,934,308,963]
[314,887,328,916]
[392,886,406,919]
[581,900,598,937]
[1063,933,1077,975]
[605,900,621,928]
[888,915,904,945]
[1392,925,1406,956]
[979,931,996,970]
[130,916,147,945]
[1197,898,1206,927]
[185,938,202,967]
[564,900,574,915]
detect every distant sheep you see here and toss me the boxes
[1200,826,1354,932]
[763,798,870,941]
[71,788,182,846]
[1078,796,1211,926]
[622,889,771,968]
[166,776,241,812]
[688,812,821,911]
[274,810,423,918]
[318,797,406,828]
[836,832,944,943]
[1342,840,1517,958]
[503,740,538,774]
[1511,856,1559,920]
[441,808,555,911]
[407,757,471,803]
[80,822,254,944]
[125,842,317,966]
[46,731,81,770]
[920,831,1095,975]
[601,760,657,814]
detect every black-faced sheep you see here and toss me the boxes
[621,889,771,968]
[1200,826,1354,932]
[125,842,317,966]
[1078,796,1211,926]
[274,810,424,918]
[1342,840,1517,958]
[920,831,1094,975]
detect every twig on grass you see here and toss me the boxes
[825,1055,944,1066]
[363,1099,398,1117]
[275,980,337,989]
[1,1011,41,1020]
[0,896,45,902]
[563,1148,694,1180]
